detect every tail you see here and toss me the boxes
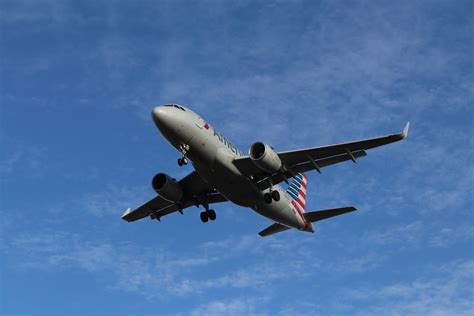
[286,173,307,212]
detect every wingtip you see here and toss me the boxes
[402,122,410,139]
[121,207,132,220]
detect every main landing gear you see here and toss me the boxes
[199,200,217,223]
[263,178,280,204]
[264,190,280,204]
[200,209,216,223]
[177,144,190,167]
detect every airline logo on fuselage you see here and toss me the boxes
[213,129,244,156]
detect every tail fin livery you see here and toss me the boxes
[287,173,307,212]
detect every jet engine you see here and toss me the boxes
[152,173,183,202]
[249,142,282,173]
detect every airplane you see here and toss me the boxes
[121,104,409,237]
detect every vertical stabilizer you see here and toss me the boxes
[286,173,308,212]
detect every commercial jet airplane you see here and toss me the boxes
[122,104,409,236]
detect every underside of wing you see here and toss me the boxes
[121,171,228,222]
[233,123,409,187]
[122,196,172,222]
[278,122,409,167]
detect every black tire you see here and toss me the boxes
[177,158,183,166]
[272,190,280,201]
[200,211,208,223]
[208,209,216,221]
[264,193,272,204]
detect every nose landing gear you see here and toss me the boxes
[177,157,188,166]
[177,144,190,166]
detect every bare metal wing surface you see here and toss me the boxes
[233,123,410,189]
[122,171,228,222]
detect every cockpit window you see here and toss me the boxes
[163,104,185,111]
[173,105,185,111]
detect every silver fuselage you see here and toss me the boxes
[152,105,314,232]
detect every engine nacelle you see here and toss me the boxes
[249,142,282,173]
[152,173,183,202]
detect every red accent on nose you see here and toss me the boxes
[204,123,209,129]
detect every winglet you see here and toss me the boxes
[401,122,410,139]
[121,207,132,220]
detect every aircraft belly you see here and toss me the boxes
[192,148,255,207]
[190,143,303,228]
[251,190,303,229]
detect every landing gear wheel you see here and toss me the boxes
[207,209,216,221]
[271,190,280,201]
[264,193,272,204]
[200,211,208,223]
[178,157,188,166]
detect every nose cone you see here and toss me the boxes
[152,106,167,127]
[152,105,182,138]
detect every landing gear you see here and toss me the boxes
[208,209,216,221]
[198,197,216,223]
[177,144,190,167]
[200,209,216,223]
[264,190,281,204]
[177,157,188,166]
[271,190,280,201]
[200,211,208,223]
[264,193,273,204]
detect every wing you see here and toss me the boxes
[233,123,409,189]
[258,223,291,237]
[121,171,228,222]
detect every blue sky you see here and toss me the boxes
[1,0,473,315]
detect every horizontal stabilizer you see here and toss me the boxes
[258,223,291,237]
[303,206,357,223]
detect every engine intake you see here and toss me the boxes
[152,173,183,202]
[249,142,282,173]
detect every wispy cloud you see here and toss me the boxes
[78,184,149,217]
[190,296,270,316]
[0,144,44,176]
[343,260,474,316]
